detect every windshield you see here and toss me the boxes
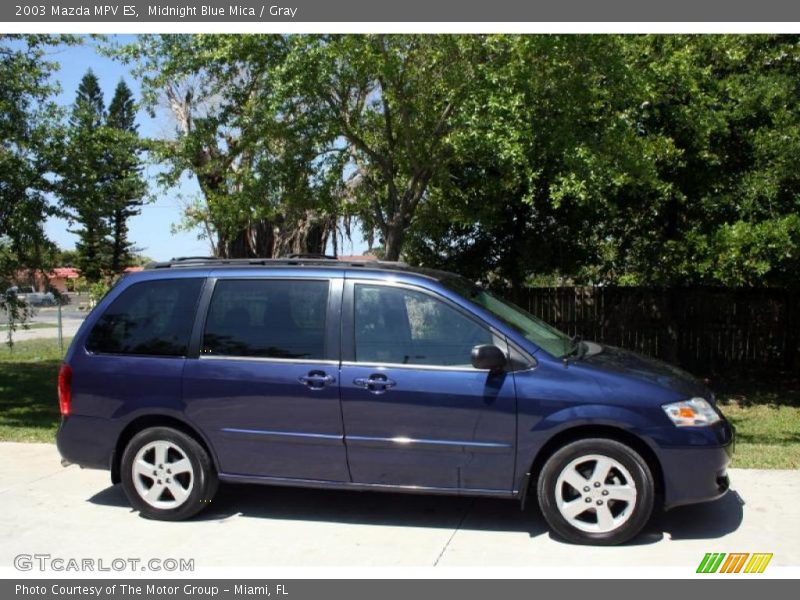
[442,277,573,357]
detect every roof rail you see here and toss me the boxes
[170,256,218,262]
[284,253,339,260]
[145,256,410,270]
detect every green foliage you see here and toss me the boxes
[54,247,79,266]
[113,34,337,258]
[280,35,490,260]
[108,34,800,286]
[105,79,146,272]
[1,288,32,350]
[87,279,111,303]
[55,71,146,281]
[0,35,78,344]
[406,35,800,289]
[130,253,154,266]
[0,35,73,288]
[406,35,654,290]
[707,215,800,287]
[57,70,110,282]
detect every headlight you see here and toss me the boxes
[662,397,721,427]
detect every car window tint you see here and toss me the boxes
[86,278,203,357]
[354,284,493,366]
[203,279,329,360]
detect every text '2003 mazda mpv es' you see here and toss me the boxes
[56,257,734,545]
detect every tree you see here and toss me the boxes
[55,247,79,267]
[1,35,75,345]
[0,35,69,287]
[405,35,800,289]
[57,69,110,282]
[116,34,339,258]
[112,34,800,285]
[281,35,491,261]
[570,35,800,288]
[105,79,146,272]
[406,35,646,292]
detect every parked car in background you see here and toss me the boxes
[6,286,56,306]
[56,256,734,545]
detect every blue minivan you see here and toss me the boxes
[56,257,734,545]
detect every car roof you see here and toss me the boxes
[143,256,462,284]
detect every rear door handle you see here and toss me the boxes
[353,374,397,394]
[298,371,336,389]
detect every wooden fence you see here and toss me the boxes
[517,287,800,374]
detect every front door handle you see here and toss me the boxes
[353,374,397,394]
[298,371,336,390]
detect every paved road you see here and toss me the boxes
[0,442,797,569]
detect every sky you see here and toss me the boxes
[43,35,369,261]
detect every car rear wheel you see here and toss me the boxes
[536,438,654,545]
[120,426,218,520]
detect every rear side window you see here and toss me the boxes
[86,278,203,357]
[202,279,329,360]
[354,284,494,366]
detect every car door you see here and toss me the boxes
[183,273,349,482]
[339,279,517,492]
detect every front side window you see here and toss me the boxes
[441,276,572,357]
[354,284,494,367]
[202,279,329,360]
[86,278,203,357]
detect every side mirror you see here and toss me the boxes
[471,344,506,372]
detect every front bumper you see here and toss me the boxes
[659,420,735,510]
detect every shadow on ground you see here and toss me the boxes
[652,489,746,541]
[88,481,745,545]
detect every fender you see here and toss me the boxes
[109,407,222,482]
[516,403,662,508]
[535,403,658,433]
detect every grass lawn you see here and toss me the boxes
[0,338,798,468]
[0,338,66,442]
[715,379,800,469]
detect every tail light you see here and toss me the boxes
[58,363,72,416]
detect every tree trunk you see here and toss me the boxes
[304,221,327,255]
[252,220,275,258]
[223,230,252,258]
[81,224,103,283]
[110,209,124,273]
[383,222,405,261]
[221,220,276,259]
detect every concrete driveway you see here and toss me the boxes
[0,442,797,568]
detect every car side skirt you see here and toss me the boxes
[218,472,517,498]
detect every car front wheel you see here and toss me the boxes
[536,438,655,545]
[120,426,218,520]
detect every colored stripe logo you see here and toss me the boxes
[697,553,773,573]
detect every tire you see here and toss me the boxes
[536,438,654,545]
[120,426,218,520]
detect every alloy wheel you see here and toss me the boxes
[131,440,194,509]
[554,453,638,533]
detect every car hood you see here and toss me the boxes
[581,343,709,399]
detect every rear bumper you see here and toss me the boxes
[660,421,735,510]
[56,414,121,471]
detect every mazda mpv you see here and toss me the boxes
[56,256,734,545]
